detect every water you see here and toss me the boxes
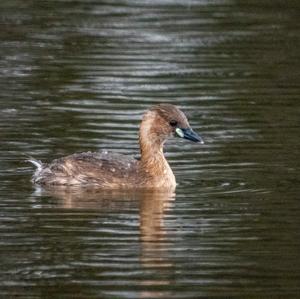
[1,0,300,298]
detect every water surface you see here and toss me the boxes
[0,0,300,298]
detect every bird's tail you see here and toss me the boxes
[26,156,43,172]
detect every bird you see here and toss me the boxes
[28,104,203,190]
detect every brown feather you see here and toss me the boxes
[30,104,195,190]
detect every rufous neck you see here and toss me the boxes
[139,112,169,176]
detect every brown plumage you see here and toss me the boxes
[28,104,203,190]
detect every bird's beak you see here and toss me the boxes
[175,127,204,144]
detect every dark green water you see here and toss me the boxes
[1,0,300,298]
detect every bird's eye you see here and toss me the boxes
[169,120,178,127]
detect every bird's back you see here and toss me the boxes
[31,151,139,188]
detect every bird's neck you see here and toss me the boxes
[138,113,175,186]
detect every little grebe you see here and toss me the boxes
[28,104,203,190]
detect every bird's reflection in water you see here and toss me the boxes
[138,192,174,299]
[35,186,175,299]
